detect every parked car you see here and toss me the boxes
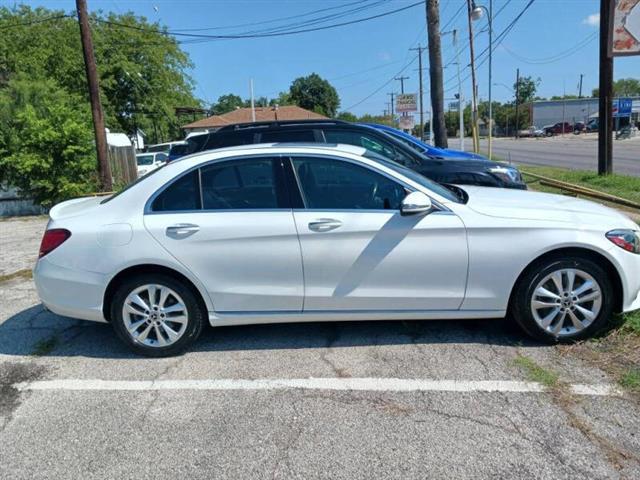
[34,143,640,356]
[573,122,587,134]
[183,120,527,190]
[167,142,189,162]
[543,122,573,136]
[360,123,487,161]
[586,119,599,132]
[146,141,184,154]
[518,126,544,138]
[136,152,168,177]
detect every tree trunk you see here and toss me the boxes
[426,0,448,148]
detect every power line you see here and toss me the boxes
[501,31,598,65]
[94,1,424,40]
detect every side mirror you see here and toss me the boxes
[401,191,432,216]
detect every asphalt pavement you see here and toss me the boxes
[461,134,640,176]
[2,218,640,479]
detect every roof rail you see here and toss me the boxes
[215,119,349,132]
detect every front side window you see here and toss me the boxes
[200,158,280,210]
[152,170,200,212]
[137,155,154,166]
[292,157,406,210]
[156,153,168,162]
[323,129,413,165]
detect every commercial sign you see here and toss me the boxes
[398,115,415,130]
[609,0,640,56]
[396,93,418,112]
[613,97,633,117]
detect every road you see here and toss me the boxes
[1,217,640,479]
[460,134,640,176]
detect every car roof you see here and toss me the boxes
[179,142,368,160]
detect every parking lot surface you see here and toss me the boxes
[1,216,640,479]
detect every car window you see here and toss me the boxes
[147,144,170,153]
[136,155,154,166]
[156,153,168,162]
[323,129,413,165]
[292,157,406,210]
[151,170,200,212]
[203,131,256,150]
[200,158,279,210]
[260,129,316,143]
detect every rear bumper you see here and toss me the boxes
[33,258,108,323]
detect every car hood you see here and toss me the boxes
[461,186,637,228]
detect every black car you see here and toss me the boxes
[183,120,526,189]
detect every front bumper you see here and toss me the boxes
[33,257,108,322]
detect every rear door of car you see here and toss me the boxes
[143,156,304,313]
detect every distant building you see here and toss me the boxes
[182,105,327,134]
[531,97,640,128]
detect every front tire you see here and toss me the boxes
[110,273,205,357]
[510,257,613,343]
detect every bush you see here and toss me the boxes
[0,77,98,208]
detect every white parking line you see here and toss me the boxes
[15,378,623,396]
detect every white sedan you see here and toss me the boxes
[34,144,640,356]
[136,152,168,178]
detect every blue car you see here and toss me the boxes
[361,123,487,161]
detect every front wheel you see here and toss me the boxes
[510,257,614,343]
[110,273,205,356]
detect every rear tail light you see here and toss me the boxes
[39,229,71,258]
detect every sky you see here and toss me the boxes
[4,0,639,116]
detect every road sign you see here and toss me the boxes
[609,0,640,56]
[398,115,415,130]
[612,98,633,117]
[449,101,460,111]
[396,93,418,112]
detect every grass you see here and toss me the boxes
[619,311,640,336]
[519,165,640,204]
[619,369,640,392]
[0,268,32,284]
[513,354,560,388]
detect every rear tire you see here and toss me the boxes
[110,273,205,357]
[510,257,613,343]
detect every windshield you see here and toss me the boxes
[136,154,154,166]
[363,150,462,203]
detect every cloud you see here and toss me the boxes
[583,13,600,27]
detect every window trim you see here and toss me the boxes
[144,154,292,215]
[286,154,419,212]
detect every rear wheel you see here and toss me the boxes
[110,273,204,356]
[510,257,613,343]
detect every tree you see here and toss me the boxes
[288,73,339,117]
[269,91,293,107]
[358,114,394,127]
[336,111,358,122]
[592,78,640,97]
[514,75,540,105]
[426,0,447,148]
[210,94,246,115]
[0,77,97,207]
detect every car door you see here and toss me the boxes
[288,155,468,312]
[144,157,303,313]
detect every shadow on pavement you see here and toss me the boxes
[0,303,543,358]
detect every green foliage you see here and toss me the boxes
[211,94,246,115]
[592,78,640,98]
[0,77,98,207]
[514,75,540,105]
[513,354,560,388]
[289,73,340,117]
[358,113,394,127]
[336,111,358,122]
[619,368,640,392]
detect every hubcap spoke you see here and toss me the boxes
[163,303,186,314]
[166,315,188,325]
[574,305,596,321]
[565,270,576,293]
[568,310,585,331]
[127,318,147,334]
[576,290,601,304]
[551,311,567,334]
[535,286,561,301]
[154,324,167,346]
[532,299,558,309]
[161,322,180,341]
[137,323,153,342]
[551,271,564,295]
[573,280,594,297]
[130,294,150,312]
[159,287,170,309]
[540,307,561,328]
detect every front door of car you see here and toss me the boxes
[288,156,468,312]
[144,157,303,313]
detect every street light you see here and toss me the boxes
[471,0,492,160]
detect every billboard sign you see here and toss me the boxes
[609,0,640,56]
[396,93,418,112]
[398,115,415,130]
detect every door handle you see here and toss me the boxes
[166,223,200,237]
[308,218,342,232]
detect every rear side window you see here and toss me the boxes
[151,170,200,212]
[200,159,281,209]
[260,129,316,143]
[205,131,256,150]
[323,129,413,165]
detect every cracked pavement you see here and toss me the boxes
[1,216,640,479]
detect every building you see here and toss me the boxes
[182,105,327,134]
[532,97,640,128]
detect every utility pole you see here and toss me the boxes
[387,92,395,119]
[426,0,448,148]
[454,30,464,151]
[598,0,613,175]
[250,78,256,122]
[410,46,425,141]
[76,0,112,191]
[466,0,479,152]
[514,68,520,139]
[578,73,584,98]
[394,75,410,94]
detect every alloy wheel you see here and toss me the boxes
[530,268,602,337]
[122,284,189,347]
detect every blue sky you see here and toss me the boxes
[6,0,640,115]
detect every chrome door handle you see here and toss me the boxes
[308,219,342,232]
[166,223,200,237]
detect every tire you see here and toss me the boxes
[510,257,614,343]
[110,273,205,357]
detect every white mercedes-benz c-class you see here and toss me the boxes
[34,144,640,356]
